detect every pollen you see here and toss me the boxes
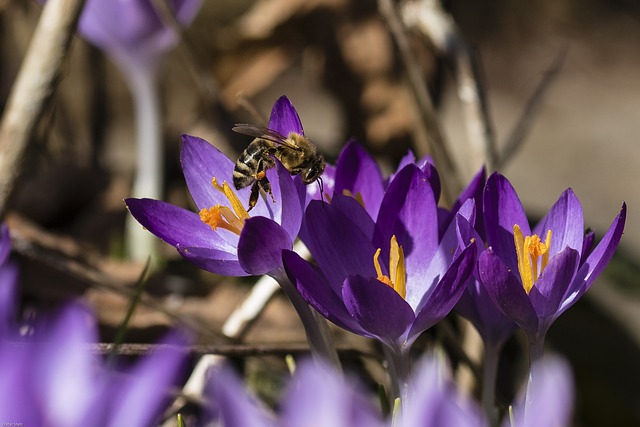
[513,225,552,294]
[199,177,250,235]
[373,235,406,299]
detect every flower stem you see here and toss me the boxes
[271,269,341,371]
[122,63,162,261]
[525,333,546,418]
[482,340,503,426]
[384,346,411,410]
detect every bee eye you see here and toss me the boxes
[304,163,324,183]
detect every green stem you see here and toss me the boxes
[525,332,546,418]
[122,62,162,261]
[482,340,503,427]
[384,345,411,413]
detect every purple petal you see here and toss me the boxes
[342,275,414,346]
[446,167,486,237]
[408,200,475,311]
[282,360,385,427]
[395,150,417,172]
[253,161,303,240]
[106,330,189,427]
[405,356,487,427]
[334,141,385,219]
[419,161,441,205]
[300,200,377,287]
[390,153,441,203]
[172,0,203,26]
[562,203,626,312]
[455,214,516,344]
[410,243,476,340]
[483,172,530,272]
[581,229,596,263]
[268,96,304,136]
[0,225,10,266]
[125,198,238,251]
[208,365,271,427]
[478,249,539,334]
[528,247,580,322]
[0,261,18,333]
[38,304,98,426]
[180,134,244,211]
[533,188,584,255]
[283,250,368,336]
[237,217,292,275]
[374,165,439,297]
[330,193,375,240]
[79,0,192,64]
[177,246,246,276]
[306,163,335,203]
[513,357,574,427]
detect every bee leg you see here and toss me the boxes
[257,176,276,204]
[247,182,260,212]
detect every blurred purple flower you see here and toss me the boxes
[474,172,626,346]
[209,360,385,427]
[401,355,487,427]
[0,225,18,337]
[284,163,476,361]
[506,357,574,427]
[0,303,188,426]
[126,96,306,277]
[208,355,490,427]
[78,0,201,73]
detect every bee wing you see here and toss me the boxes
[232,124,302,151]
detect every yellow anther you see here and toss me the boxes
[513,225,552,294]
[200,177,251,235]
[373,235,406,299]
[212,178,250,221]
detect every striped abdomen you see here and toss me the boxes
[233,139,274,189]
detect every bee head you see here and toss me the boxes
[302,158,325,184]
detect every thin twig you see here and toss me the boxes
[0,0,87,213]
[497,49,567,169]
[378,0,461,203]
[94,342,377,359]
[401,0,498,171]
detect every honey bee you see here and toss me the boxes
[232,124,325,211]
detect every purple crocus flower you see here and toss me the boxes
[284,163,476,398]
[126,97,340,363]
[126,96,305,277]
[78,0,202,73]
[0,303,188,426]
[473,172,626,359]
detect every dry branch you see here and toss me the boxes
[0,0,86,213]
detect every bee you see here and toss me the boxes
[232,124,325,211]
